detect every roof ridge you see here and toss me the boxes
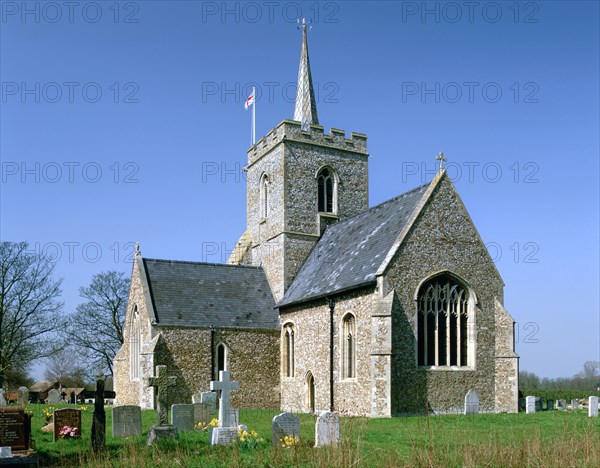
[142,257,263,270]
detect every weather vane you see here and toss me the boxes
[436,151,447,172]
[297,17,313,31]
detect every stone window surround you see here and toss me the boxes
[215,342,229,375]
[281,321,295,379]
[315,165,339,215]
[413,270,478,371]
[260,172,269,220]
[130,305,141,381]
[340,313,357,381]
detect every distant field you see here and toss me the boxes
[23,404,599,467]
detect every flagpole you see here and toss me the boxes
[252,86,256,145]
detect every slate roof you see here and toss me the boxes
[142,259,278,329]
[278,182,430,308]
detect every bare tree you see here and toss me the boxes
[44,348,87,387]
[0,242,63,388]
[63,271,129,375]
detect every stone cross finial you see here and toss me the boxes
[134,241,140,256]
[146,365,176,425]
[436,151,447,172]
[210,370,239,427]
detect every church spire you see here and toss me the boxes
[294,19,319,131]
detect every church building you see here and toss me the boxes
[113,23,519,416]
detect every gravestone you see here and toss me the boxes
[145,365,178,445]
[112,405,142,437]
[464,389,480,415]
[17,387,29,406]
[272,412,300,447]
[535,398,543,412]
[47,389,61,404]
[53,408,82,441]
[226,408,239,427]
[201,391,217,414]
[0,407,32,451]
[171,404,194,432]
[191,392,202,404]
[547,399,555,410]
[315,411,339,447]
[571,399,580,410]
[193,403,210,425]
[526,396,536,414]
[0,390,6,406]
[557,399,567,410]
[210,371,240,446]
[91,377,105,452]
[588,396,598,417]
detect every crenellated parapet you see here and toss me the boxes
[248,120,368,166]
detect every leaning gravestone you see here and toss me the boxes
[272,412,300,447]
[112,405,142,437]
[315,411,339,447]
[588,396,598,417]
[201,392,217,414]
[571,399,580,410]
[171,404,194,432]
[53,409,82,441]
[0,407,32,451]
[464,389,480,415]
[526,396,536,414]
[17,387,29,406]
[210,371,239,446]
[557,399,567,410]
[145,365,178,445]
[47,389,61,404]
[193,403,210,425]
[547,399,555,411]
[0,390,6,406]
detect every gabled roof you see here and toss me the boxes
[141,258,277,329]
[278,180,433,308]
[29,381,58,392]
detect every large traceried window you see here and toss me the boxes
[417,275,472,368]
[341,313,356,379]
[317,167,336,213]
[260,174,269,219]
[130,305,141,380]
[282,323,295,377]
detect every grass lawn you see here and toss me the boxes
[21,404,599,467]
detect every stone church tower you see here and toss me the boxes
[228,21,369,302]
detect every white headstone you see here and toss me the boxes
[526,396,536,414]
[315,411,339,447]
[171,404,194,432]
[47,389,60,404]
[210,427,237,446]
[200,392,217,413]
[571,399,580,410]
[588,396,598,417]
[464,389,480,415]
[191,392,202,404]
[0,390,6,406]
[17,387,29,406]
[112,405,142,437]
[272,412,300,447]
[557,399,567,410]
[209,371,239,446]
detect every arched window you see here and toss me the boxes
[417,275,471,367]
[306,371,315,412]
[282,323,295,377]
[317,168,336,213]
[216,343,227,374]
[260,174,269,218]
[130,305,141,380]
[341,314,356,379]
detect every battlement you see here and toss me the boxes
[248,120,368,166]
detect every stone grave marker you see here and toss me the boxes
[571,399,580,410]
[91,377,106,452]
[535,398,543,412]
[526,396,536,414]
[210,371,239,446]
[193,403,211,425]
[17,387,29,406]
[0,407,32,451]
[191,392,202,404]
[47,389,61,404]
[272,412,300,447]
[112,405,142,437]
[145,365,178,445]
[588,396,598,417]
[171,404,194,432]
[53,408,82,441]
[315,411,339,447]
[557,399,567,410]
[547,399,555,410]
[464,389,480,415]
[201,391,217,413]
[0,390,6,406]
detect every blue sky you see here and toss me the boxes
[1,1,598,380]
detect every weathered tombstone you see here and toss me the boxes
[191,392,202,404]
[464,389,480,415]
[53,409,82,441]
[588,396,598,417]
[193,403,210,425]
[558,399,567,410]
[547,399,555,410]
[112,405,142,437]
[171,404,194,432]
[209,371,239,446]
[272,412,300,447]
[91,377,105,452]
[535,398,543,412]
[526,396,536,414]
[0,407,32,451]
[145,365,178,445]
[47,389,61,404]
[201,391,217,414]
[16,387,29,407]
[315,411,339,447]
[571,399,580,410]
[518,397,526,411]
[0,390,6,406]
